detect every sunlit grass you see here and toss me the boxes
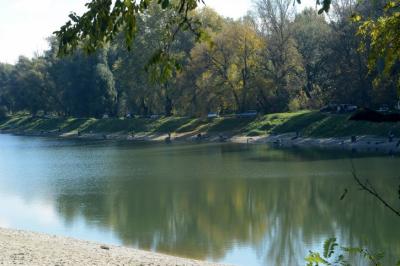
[1,110,400,138]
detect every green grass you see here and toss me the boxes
[270,111,400,137]
[1,111,400,138]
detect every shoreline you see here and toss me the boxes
[2,128,400,155]
[2,111,400,154]
[246,133,400,154]
[0,227,226,266]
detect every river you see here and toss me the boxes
[0,134,399,265]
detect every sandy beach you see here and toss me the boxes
[0,227,226,266]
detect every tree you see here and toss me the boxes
[0,0,397,118]
[92,53,117,116]
[292,8,332,107]
[173,7,226,116]
[255,0,304,112]
[189,20,263,113]
[111,2,199,116]
[6,56,55,115]
[356,0,400,93]
[54,0,205,57]
[0,63,14,111]
[46,42,117,117]
[321,0,397,108]
[54,0,333,58]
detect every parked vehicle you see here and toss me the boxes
[395,101,400,111]
[207,112,218,118]
[377,104,389,113]
[150,114,162,119]
[44,113,58,119]
[344,105,358,112]
[350,108,400,122]
[320,104,338,113]
[320,104,358,114]
[236,110,258,118]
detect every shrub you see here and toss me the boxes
[0,106,8,120]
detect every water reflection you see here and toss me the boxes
[56,177,400,263]
[0,135,399,265]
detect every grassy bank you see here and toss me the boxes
[1,111,400,138]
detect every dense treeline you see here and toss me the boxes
[0,0,398,118]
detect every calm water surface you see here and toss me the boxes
[0,134,399,265]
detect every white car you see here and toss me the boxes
[377,105,389,113]
[207,113,218,118]
[150,114,161,119]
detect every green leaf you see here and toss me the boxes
[351,13,362,22]
[68,13,79,23]
[305,251,329,265]
[342,246,363,254]
[323,238,338,259]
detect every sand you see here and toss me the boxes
[0,227,227,266]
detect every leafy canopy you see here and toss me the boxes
[54,0,333,56]
[54,0,205,56]
[355,0,400,91]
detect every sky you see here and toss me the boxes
[0,0,314,64]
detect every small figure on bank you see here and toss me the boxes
[273,139,282,146]
[292,131,300,140]
[388,131,394,143]
[127,133,134,140]
[165,132,171,144]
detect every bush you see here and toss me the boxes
[288,98,301,111]
[349,108,400,122]
[0,106,8,120]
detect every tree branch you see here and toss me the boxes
[350,161,400,217]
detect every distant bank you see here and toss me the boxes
[0,227,224,266]
[1,111,400,153]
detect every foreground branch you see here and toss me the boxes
[350,161,400,217]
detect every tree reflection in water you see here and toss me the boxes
[51,144,400,265]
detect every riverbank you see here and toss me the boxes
[0,227,225,266]
[240,133,400,154]
[1,111,400,153]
